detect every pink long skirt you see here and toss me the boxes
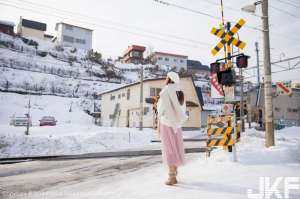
[159,123,185,167]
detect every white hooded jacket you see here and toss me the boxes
[157,83,188,132]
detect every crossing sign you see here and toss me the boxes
[211,19,247,56]
[276,82,292,95]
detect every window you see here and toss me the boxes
[275,107,281,112]
[63,35,74,43]
[165,57,169,61]
[122,93,125,97]
[75,38,86,44]
[150,87,161,96]
[150,88,155,97]
[287,108,298,113]
[132,51,140,57]
[174,59,177,62]
[144,107,149,115]
[158,57,163,60]
[110,94,115,100]
[180,59,184,63]
[65,24,73,30]
[127,89,130,100]
[118,94,121,99]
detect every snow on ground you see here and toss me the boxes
[0,92,151,157]
[29,127,300,199]
[0,124,156,158]
[0,92,202,158]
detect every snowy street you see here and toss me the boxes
[1,1,300,198]
[1,127,300,199]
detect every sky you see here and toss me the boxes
[0,0,300,82]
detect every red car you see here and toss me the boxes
[39,116,57,126]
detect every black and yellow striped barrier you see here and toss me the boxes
[207,136,235,147]
[211,19,247,56]
[207,127,233,136]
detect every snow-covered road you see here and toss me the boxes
[1,126,300,199]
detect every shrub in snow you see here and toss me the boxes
[55,45,64,52]
[86,49,102,64]
[37,50,48,57]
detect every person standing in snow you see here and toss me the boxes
[156,72,188,186]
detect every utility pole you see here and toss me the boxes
[262,0,275,147]
[236,33,245,132]
[255,42,260,86]
[25,95,31,135]
[239,68,245,132]
[139,63,144,131]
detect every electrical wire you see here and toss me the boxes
[153,0,300,43]
[244,66,300,80]
[5,0,210,46]
[0,1,208,48]
[203,0,261,18]
[275,0,300,9]
[270,5,300,19]
[153,0,261,31]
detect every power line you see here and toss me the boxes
[154,0,220,20]
[275,0,300,9]
[153,0,300,43]
[3,0,210,46]
[153,0,262,31]
[203,0,260,18]
[245,55,300,70]
[270,5,300,19]
[244,65,300,80]
[0,1,208,49]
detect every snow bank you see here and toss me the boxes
[0,125,154,158]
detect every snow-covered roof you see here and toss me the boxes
[0,20,15,27]
[55,22,93,32]
[99,75,193,96]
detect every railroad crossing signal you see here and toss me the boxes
[211,19,247,56]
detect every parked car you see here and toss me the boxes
[39,116,57,126]
[10,116,32,127]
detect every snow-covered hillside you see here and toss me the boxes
[0,33,125,97]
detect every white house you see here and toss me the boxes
[54,22,93,50]
[150,52,188,71]
[99,76,204,130]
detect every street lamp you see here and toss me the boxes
[241,1,262,13]
[241,4,257,13]
[241,0,275,147]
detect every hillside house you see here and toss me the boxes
[122,45,146,64]
[99,76,204,129]
[150,52,188,71]
[0,20,15,36]
[17,17,47,40]
[54,22,93,50]
[187,60,210,79]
